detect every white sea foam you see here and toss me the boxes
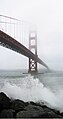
[0,74,63,112]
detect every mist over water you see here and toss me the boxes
[0,71,63,112]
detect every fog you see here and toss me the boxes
[0,0,63,70]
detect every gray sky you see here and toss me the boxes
[0,0,63,70]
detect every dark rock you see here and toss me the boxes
[16,104,62,118]
[16,104,44,118]
[0,92,10,111]
[29,101,42,107]
[24,101,29,106]
[42,104,61,117]
[60,112,63,116]
[29,101,37,105]
[10,99,25,112]
[24,104,43,111]
[42,105,54,112]
[39,111,62,118]
[52,109,60,115]
[0,109,15,118]
[40,105,62,118]
[0,92,62,118]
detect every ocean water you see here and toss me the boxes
[0,70,63,112]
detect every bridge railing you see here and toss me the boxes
[0,15,21,42]
[0,15,30,48]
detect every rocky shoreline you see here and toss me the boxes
[0,92,63,118]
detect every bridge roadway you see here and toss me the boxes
[0,30,48,69]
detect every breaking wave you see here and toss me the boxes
[0,74,63,112]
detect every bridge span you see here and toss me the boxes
[0,30,48,69]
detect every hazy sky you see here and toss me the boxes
[0,0,63,70]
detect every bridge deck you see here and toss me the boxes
[0,30,48,69]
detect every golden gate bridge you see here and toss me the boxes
[0,15,49,73]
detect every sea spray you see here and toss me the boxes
[0,74,63,112]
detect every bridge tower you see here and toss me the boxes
[28,31,38,73]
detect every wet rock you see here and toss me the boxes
[16,104,44,118]
[0,109,15,118]
[40,105,62,118]
[16,104,62,118]
[60,112,63,116]
[0,92,10,111]
[29,101,38,105]
[42,105,54,112]
[52,109,60,115]
[24,104,43,112]
[10,99,25,112]
[39,111,62,118]
[29,101,42,107]
[0,92,62,118]
[30,101,46,109]
[24,101,29,106]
